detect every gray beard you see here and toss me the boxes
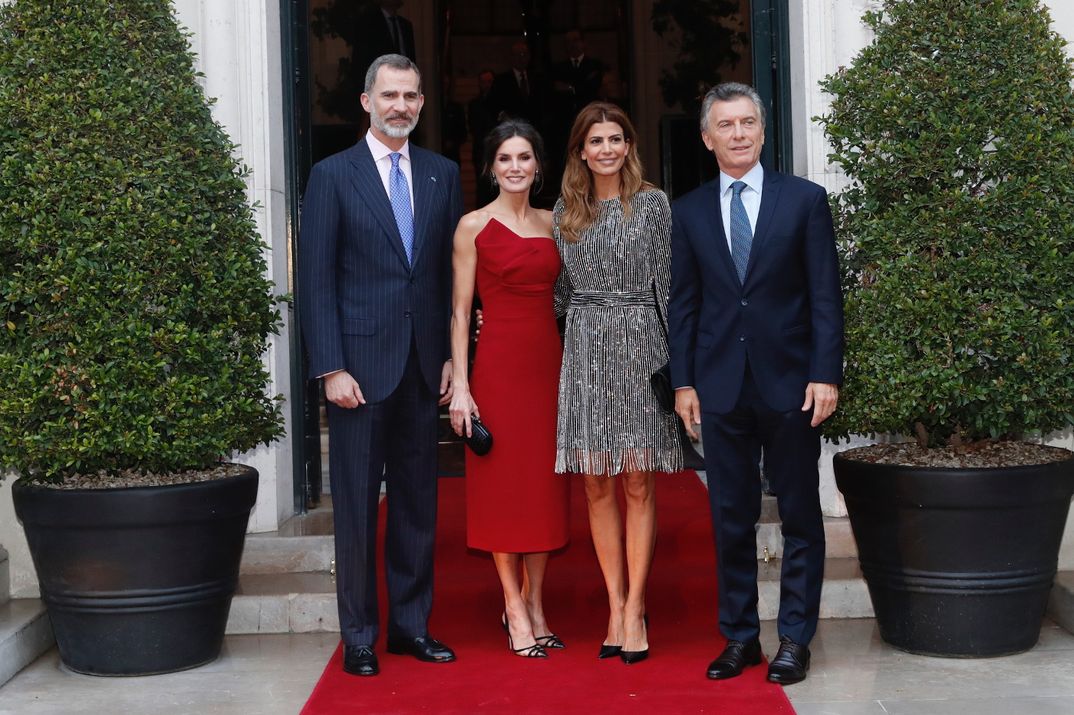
[371,109,419,139]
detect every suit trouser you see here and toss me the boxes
[701,365,825,645]
[326,345,439,647]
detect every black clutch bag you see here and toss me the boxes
[465,416,493,456]
[650,362,675,414]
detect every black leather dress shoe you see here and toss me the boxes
[706,638,762,680]
[386,635,456,662]
[767,636,810,685]
[343,645,379,676]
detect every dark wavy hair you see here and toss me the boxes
[481,119,547,188]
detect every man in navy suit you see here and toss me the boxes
[668,83,843,685]
[299,54,463,677]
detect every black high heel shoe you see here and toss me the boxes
[620,613,650,664]
[598,613,648,659]
[597,644,622,659]
[502,614,547,658]
[505,612,565,649]
[535,633,566,649]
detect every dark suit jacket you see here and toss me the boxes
[668,170,844,414]
[489,68,547,127]
[299,139,463,403]
[552,56,604,113]
[352,8,416,89]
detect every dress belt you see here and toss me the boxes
[569,290,655,308]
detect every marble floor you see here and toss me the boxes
[2,618,1073,714]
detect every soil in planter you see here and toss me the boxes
[37,463,251,490]
[840,441,1070,468]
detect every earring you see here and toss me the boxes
[490,175,498,188]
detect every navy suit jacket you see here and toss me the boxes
[299,139,463,403]
[668,169,844,414]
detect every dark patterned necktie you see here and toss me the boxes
[729,181,752,284]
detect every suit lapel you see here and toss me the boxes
[705,180,740,288]
[347,141,411,270]
[744,170,783,286]
[409,148,433,269]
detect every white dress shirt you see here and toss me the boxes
[365,131,415,211]
[719,162,764,253]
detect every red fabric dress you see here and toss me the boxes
[466,218,569,553]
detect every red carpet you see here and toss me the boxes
[302,473,795,714]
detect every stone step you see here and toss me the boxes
[241,524,858,576]
[1048,571,1074,635]
[0,598,54,688]
[241,533,333,575]
[760,557,874,620]
[240,512,859,575]
[228,572,338,635]
[756,517,858,561]
[225,557,874,635]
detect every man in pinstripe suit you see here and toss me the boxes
[299,54,463,677]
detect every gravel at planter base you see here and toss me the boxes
[839,441,1071,468]
[28,463,250,490]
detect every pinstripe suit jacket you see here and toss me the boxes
[299,139,463,403]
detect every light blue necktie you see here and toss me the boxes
[729,180,752,284]
[389,152,414,265]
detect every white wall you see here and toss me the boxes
[171,0,295,535]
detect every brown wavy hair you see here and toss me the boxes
[559,102,653,243]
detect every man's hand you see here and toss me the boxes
[324,371,365,409]
[802,382,839,427]
[675,387,702,440]
[438,360,454,406]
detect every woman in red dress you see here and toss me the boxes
[448,120,569,659]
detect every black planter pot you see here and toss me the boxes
[834,450,1074,657]
[12,466,258,675]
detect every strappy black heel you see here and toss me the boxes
[535,633,566,649]
[501,613,547,658]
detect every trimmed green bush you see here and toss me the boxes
[0,0,284,482]
[818,0,1074,447]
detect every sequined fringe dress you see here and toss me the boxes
[553,189,683,476]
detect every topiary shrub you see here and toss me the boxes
[818,0,1074,449]
[0,0,284,483]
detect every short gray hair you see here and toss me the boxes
[699,82,765,133]
[364,54,422,94]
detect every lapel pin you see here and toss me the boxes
[429,176,437,182]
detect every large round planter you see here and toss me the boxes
[12,466,258,675]
[834,450,1074,657]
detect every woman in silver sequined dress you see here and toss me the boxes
[553,102,682,665]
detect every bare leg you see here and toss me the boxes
[521,552,556,640]
[622,470,656,652]
[493,552,539,652]
[584,474,626,647]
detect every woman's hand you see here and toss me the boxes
[449,386,480,437]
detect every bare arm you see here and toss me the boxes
[448,213,483,437]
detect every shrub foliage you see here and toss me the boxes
[819,0,1074,447]
[0,0,284,482]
